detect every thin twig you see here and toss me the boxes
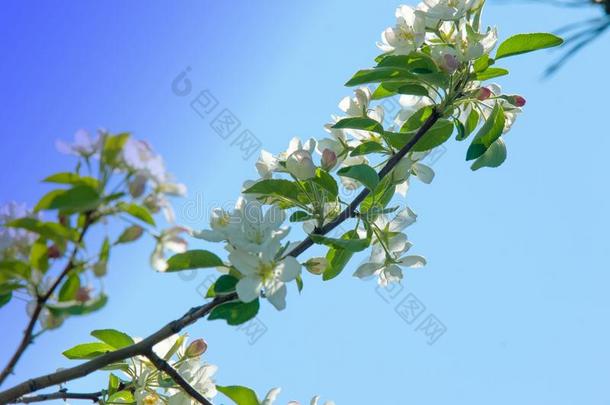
[10,389,103,404]
[145,351,213,405]
[0,215,93,386]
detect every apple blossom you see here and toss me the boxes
[377,5,426,55]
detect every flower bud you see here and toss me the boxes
[320,149,337,171]
[185,338,208,358]
[442,54,459,73]
[47,244,61,259]
[512,95,526,107]
[76,287,91,303]
[286,150,316,180]
[304,257,328,275]
[128,174,147,198]
[93,260,108,277]
[477,87,492,101]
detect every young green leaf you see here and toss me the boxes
[475,67,509,81]
[311,168,339,198]
[214,275,238,295]
[337,164,379,191]
[243,179,301,202]
[412,119,454,152]
[91,329,135,349]
[58,274,80,302]
[48,294,108,316]
[345,67,414,86]
[165,250,224,272]
[495,33,563,60]
[332,117,384,135]
[63,342,115,359]
[115,225,144,244]
[117,202,155,226]
[7,218,79,243]
[102,133,130,165]
[43,172,99,189]
[471,138,507,170]
[35,186,100,213]
[289,210,314,223]
[208,299,260,326]
[322,230,361,281]
[466,103,505,161]
[216,385,260,405]
[350,141,386,157]
[310,234,371,252]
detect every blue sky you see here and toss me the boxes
[1,1,609,404]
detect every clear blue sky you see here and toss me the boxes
[1,1,609,404]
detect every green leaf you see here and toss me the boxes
[495,33,563,60]
[473,55,492,72]
[0,293,11,309]
[400,106,434,133]
[43,172,99,189]
[332,117,384,135]
[29,240,49,272]
[91,329,135,349]
[35,186,100,213]
[107,390,134,404]
[58,274,80,302]
[7,218,79,243]
[350,141,386,156]
[214,275,238,295]
[0,260,30,281]
[345,67,415,86]
[100,237,110,262]
[102,133,130,165]
[108,373,120,396]
[117,202,155,226]
[48,293,108,316]
[466,103,505,160]
[209,299,260,326]
[311,168,339,198]
[475,67,509,81]
[456,108,480,141]
[165,250,224,272]
[63,342,115,359]
[412,119,454,152]
[310,234,370,252]
[337,164,379,191]
[322,230,360,281]
[360,176,395,216]
[289,210,314,223]
[115,225,144,244]
[243,179,301,202]
[372,82,429,100]
[217,385,260,405]
[376,52,439,74]
[471,138,507,170]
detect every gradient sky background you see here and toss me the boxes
[1,1,609,404]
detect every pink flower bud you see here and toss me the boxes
[321,149,337,171]
[47,244,61,259]
[513,95,526,107]
[185,338,208,357]
[443,54,459,73]
[477,87,492,101]
[75,287,91,303]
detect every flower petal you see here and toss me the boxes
[236,276,263,303]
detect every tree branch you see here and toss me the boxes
[0,215,93,386]
[10,388,104,404]
[0,108,441,403]
[145,351,213,405]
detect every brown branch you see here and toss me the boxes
[10,389,104,403]
[0,215,93,386]
[0,107,442,404]
[145,351,213,405]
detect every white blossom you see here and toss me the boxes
[377,5,426,55]
[55,129,102,157]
